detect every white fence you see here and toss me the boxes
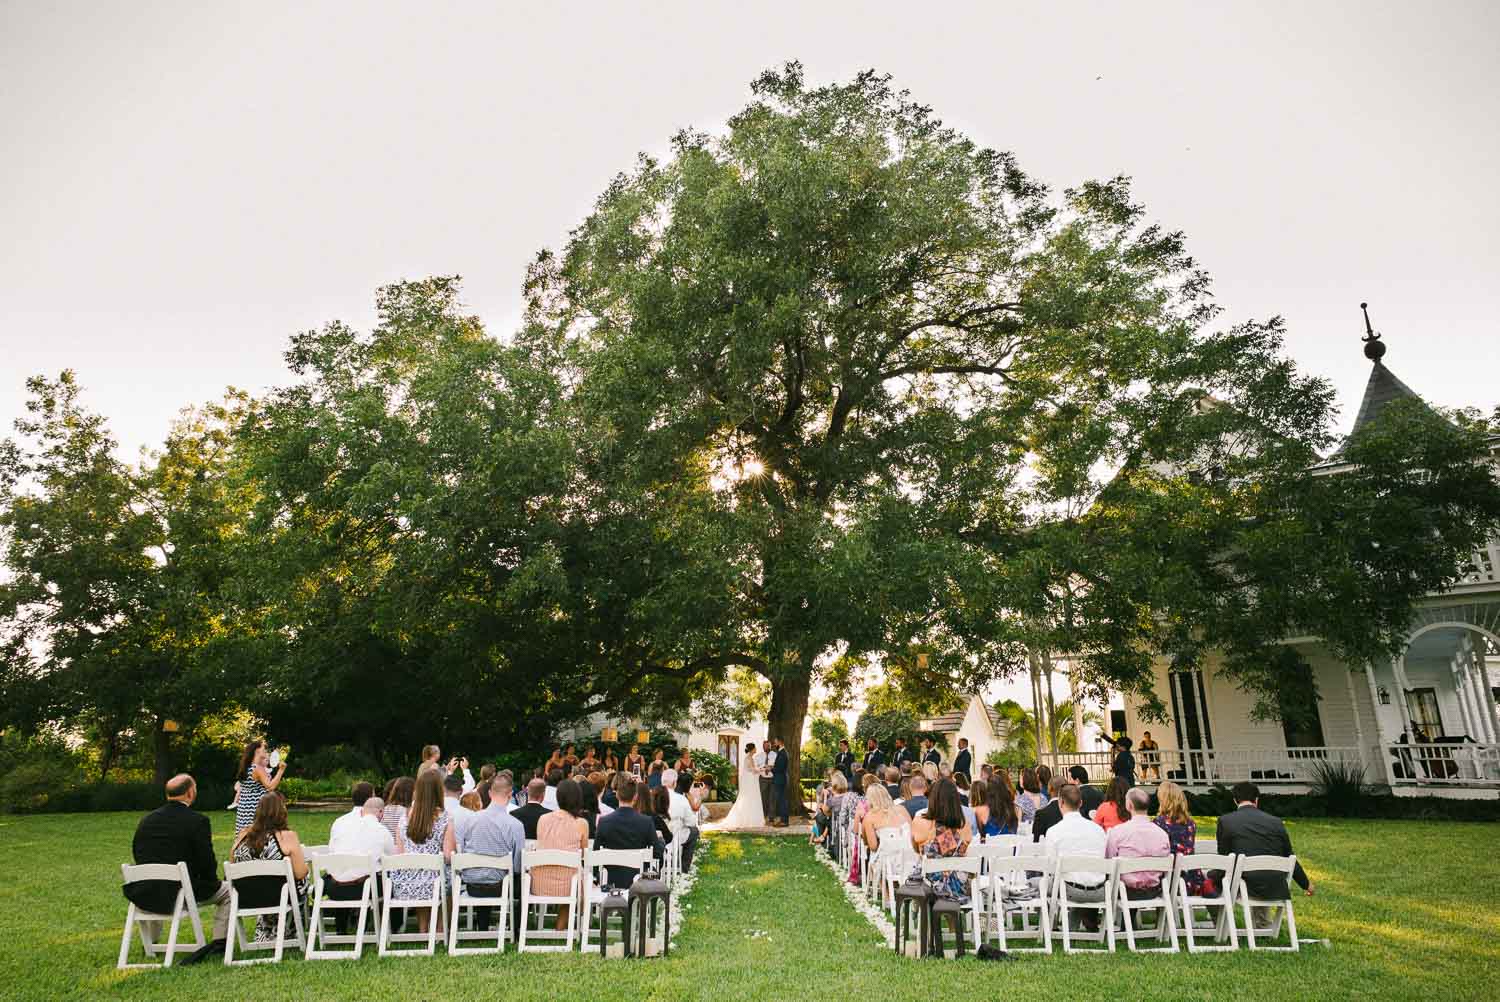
[1041,746,1364,787]
[1383,742,1500,785]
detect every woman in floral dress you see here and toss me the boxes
[391,770,455,935]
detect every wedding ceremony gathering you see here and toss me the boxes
[3,3,1499,1000]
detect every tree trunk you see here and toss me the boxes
[1069,664,1084,750]
[97,730,121,783]
[153,721,173,789]
[1028,650,1047,765]
[767,673,811,818]
[1042,650,1061,756]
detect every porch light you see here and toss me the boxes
[636,729,650,744]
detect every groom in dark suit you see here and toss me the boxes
[770,737,790,827]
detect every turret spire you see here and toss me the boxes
[1360,301,1386,361]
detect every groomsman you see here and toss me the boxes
[862,738,885,774]
[893,737,916,770]
[952,737,972,779]
[756,740,773,823]
[921,737,941,767]
[834,740,855,783]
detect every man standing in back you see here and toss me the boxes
[127,774,233,962]
[952,737,972,780]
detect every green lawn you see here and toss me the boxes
[0,811,1496,1001]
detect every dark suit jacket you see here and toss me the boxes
[771,748,788,784]
[1216,805,1310,899]
[863,750,885,772]
[1079,783,1104,819]
[127,801,220,913]
[834,751,855,780]
[953,749,972,778]
[893,746,915,769]
[885,783,901,801]
[1031,800,1063,842]
[595,806,664,888]
[922,749,941,766]
[511,802,549,840]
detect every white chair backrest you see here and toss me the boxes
[1017,820,1033,836]
[1016,841,1047,858]
[966,839,1014,861]
[381,853,444,873]
[586,847,651,880]
[1113,855,1176,879]
[303,844,330,857]
[224,858,293,880]
[1055,854,1114,878]
[122,861,189,886]
[311,852,376,881]
[1195,838,1218,855]
[452,852,512,876]
[990,853,1054,878]
[1236,854,1295,881]
[523,848,581,871]
[1179,852,1237,896]
[920,855,983,877]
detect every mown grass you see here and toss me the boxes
[0,811,1495,1001]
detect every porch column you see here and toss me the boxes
[1451,654,1480,741]
[1464,636,1498,743]
[1478,642,1500,744]
[1365,663,1396,786]
[1391,655,1417,739]
[1344,667,1371,781]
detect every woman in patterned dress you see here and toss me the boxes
[1154,781,1216,895]
[234,739,286,834]
[380,775,415,843]
[229,793,308,941]
[910,779,974,903]
[533,779,589,930]
[391,769,455,935]
[1016,767,1046,824]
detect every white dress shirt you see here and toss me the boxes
[752,750,768,772]
[1044,811,1108,887]
[542,785,559,811]
[328,811,396,882]
[666,789,696,842]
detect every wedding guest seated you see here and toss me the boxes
[578,774,602,838]
[953,772,970,804]
[903,774,929,817]
[922,762,940,785]
[912,779,973,904]
[1016,767,1045,824]
[458,774,525,932]
[649,786,675,845]
[128,773,232,961]
[1105,788,1171,897]
[978,763,994,785]
[1068,765,1104,818]
[860,783,907,853]
[380,776,415,844]
[534,780,590,931]
[1036,764,1053,802]
[444,772,477,838]
[602,771,626,810]
[394,770,455,935]
[1217,782,1313,901]
[1093,776,1131,831]
[230,793,310,942]
[1031,776,1068,842]
[1153,781,1215,895]
[476,764,496,808]
[511,779,551,840]
[982,775,1018,836]
[543,769,564,810]
[596,777,664,888]
[589,772,613,817]
[647,760,666,789]
[1044,784,1107,929]
[326,793,394,934]
[824,771,851,856]
[884,767,901,801]
[662,768,702,869]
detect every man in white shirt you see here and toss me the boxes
[327,781,375,851]
[661,768,702,870]
[542,769,562,811]
[1044,783,1108,930]
[443,772,476,840]
[325,789,395,934]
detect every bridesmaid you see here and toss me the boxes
[234,739,286,834]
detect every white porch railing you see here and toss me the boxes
[1042,746,1364,787]
[1383,742,1500,785]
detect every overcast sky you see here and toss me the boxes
[4,1,1497,460]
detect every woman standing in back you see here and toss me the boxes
[234,739,286,834]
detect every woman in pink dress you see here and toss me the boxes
[533,778,589,929]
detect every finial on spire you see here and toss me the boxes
[1360,302,1386,361]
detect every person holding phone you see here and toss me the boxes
[234,739,286,834]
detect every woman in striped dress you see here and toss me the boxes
[234,739,286,834]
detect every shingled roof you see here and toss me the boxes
[922,696,1006,739]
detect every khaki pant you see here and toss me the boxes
[141,880,232,944]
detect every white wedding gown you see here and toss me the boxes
[721,760,766,830]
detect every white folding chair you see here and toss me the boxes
[1175,852,1239,952]
[223,858,306,965]
[1234,854,1302,951]
[986,855,1055,953]
[117,861,207,969]
[1113,856,1179,953]
[518,849,583,952]
[1017,819,1033,837]
[665,820,686,875]
[964,838,1015,940]
[919,857,984,953]
[449,852,513,955]
[877,827,912,913]
[1054,855,1116,953]
[378,854,447,956]
[581,847,651,952]
[1195,838,1218,856]
[304,853,378,959]
[302,844,330,857]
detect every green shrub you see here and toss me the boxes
[0,759,79,813]
[1310,759,1368,817]
[690,750,736,801]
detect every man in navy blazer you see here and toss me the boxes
[595,776,664,888]
[770,737,790,826]
[1217,782,1313,900]
[952,738,972,779]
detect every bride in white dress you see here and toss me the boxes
[720,742,766,830]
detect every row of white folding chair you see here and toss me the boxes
[117,862,208,969]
